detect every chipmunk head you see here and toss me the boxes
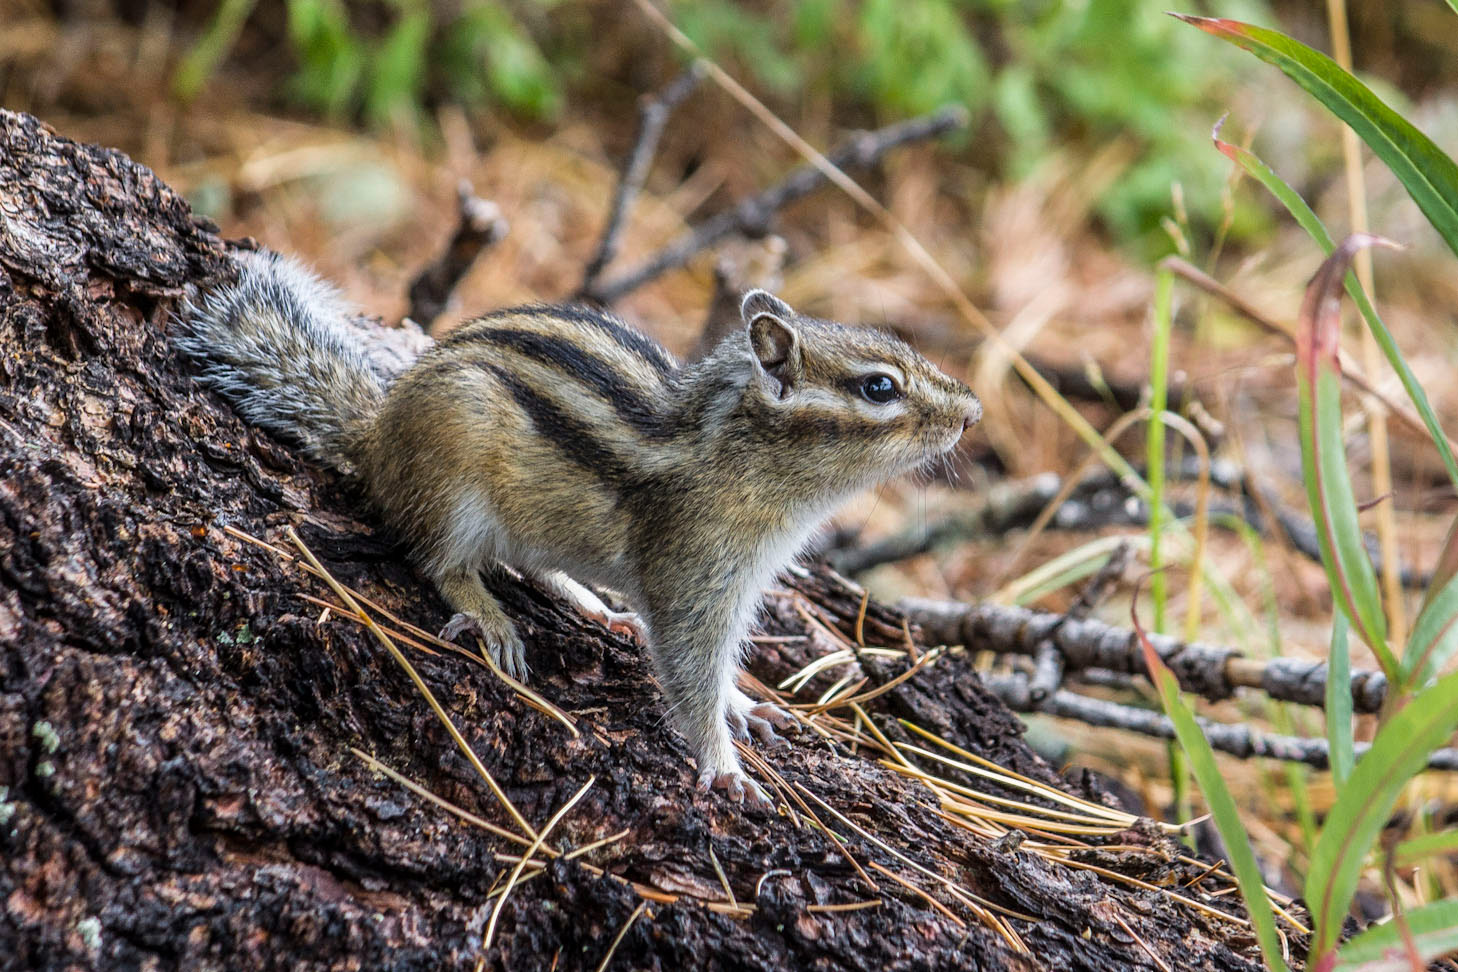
[739,289,980,489]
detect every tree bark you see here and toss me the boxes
[0,109,1284,971]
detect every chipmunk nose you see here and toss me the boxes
[960,396,983,433]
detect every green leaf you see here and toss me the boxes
[1391,829,1458,871]
[1326,613,1354,787]
[1146,269,1174,634]
[1305,667,1458,962]
[1332,896,1458,970]
[1179,16,1458,260]
[285,0,365,119]
[1295,236,1397,678]
[447,3,563,119]
[1212,122,1458,493]
[1132,594,1291,972]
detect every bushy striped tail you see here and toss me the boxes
[174,250,386,472]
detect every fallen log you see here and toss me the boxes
[0,109,1286,971]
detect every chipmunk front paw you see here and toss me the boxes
[440,612,529,681]
[697,766,774,811]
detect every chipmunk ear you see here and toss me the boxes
[744,292,802,398]
[740,289,795,323]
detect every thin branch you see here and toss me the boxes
[828,458,1429,588]
[406,180,508,329]
[899,594,1391,713]
[982,679,1458,772]
[583,106,968,303]
[1028,541,1132,702]
[1162,255,1455,455]
[580,63,705,294]
[827,472,1065,575]
[689,234,787,361]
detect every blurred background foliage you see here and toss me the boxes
[146,0,1454,256]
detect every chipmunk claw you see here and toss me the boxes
[698,767,774,811]
[439,612,529,681]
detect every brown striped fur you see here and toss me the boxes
[179,255,980,807]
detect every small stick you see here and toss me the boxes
[983,681,1458,771]
[900,594,1392,712]
[1028,540,1131,702]
[585,106,967,303]
[406,180,508,329]
[581,64,705,294]
[1161,255,1449,451]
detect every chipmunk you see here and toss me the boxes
[177,249,981,808]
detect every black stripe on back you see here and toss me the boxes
[533,304,677,378]
[466,328,673,439]
[485,365,638,484]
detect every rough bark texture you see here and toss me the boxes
[0,110,1286,971]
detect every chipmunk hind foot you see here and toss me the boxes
[533,570,646,641]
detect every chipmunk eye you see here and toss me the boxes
[859,373,901,405]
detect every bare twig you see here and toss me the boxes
[829,457,1428,588]
[827,473,1065,575]
[983,679,1458,772]
[583,106,968,303]
[690,234,787,360]
[1028,541,1132,702]
[1161,255,1454,455]
[899,595,1391,713]
[580,63,704,294]
[406,180,508,329]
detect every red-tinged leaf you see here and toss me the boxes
[1296,236,1400,678]
[1401,569,1458,692]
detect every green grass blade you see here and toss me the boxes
[1421,516,1458,620]
[1325,613,1354,787]
[1402,570,1458,691]
[1132,590,1290,972]
[1179,16,1458,260]
[1295,237,1397,677]
[1305,667,1458,962]
[172,0,259,101]
[1332,896,1458,970]
[1212,123,1458,491]
[1147,268,1174,633]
